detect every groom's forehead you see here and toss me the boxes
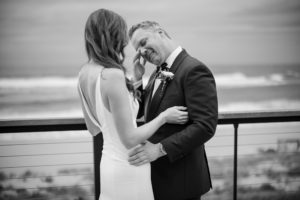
[131,29,151,45]
[133,28,154,38]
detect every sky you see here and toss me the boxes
[0,0,299,77]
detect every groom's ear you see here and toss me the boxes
[157,29,165,39]
[157,28,164,34]
[157,29,169,39]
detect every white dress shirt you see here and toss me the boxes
[152,46,182,97]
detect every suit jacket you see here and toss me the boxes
[138,50,218,200]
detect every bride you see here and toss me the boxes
[77,9,188,200]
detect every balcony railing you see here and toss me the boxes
[1,110,300,200]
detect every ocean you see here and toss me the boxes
[1,63,300,119]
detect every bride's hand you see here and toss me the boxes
[161,106,188,124]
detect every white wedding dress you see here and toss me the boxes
[91,74,154,200]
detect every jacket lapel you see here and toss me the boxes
[147,50,188,121]
[144,71,158,121]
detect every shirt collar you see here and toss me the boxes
[165,46,182,69]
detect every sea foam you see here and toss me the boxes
[0,72,298,89]
[215,72,288,88]
[0,77,78,89]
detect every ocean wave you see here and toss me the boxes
[220,99,300,112]
[215,72,295,88]
[0,72,299,89]
[143,72,299,89]
[1,99,299,119]
[0,109,83,120]
[0,77,78,88]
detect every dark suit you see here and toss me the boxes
[138,50,218,200]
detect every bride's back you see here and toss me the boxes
[78,63,103,135]
[78,63,138,161]
[78,63,101,111]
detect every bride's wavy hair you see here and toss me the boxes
[84,9,138,97]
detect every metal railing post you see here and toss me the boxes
[93,133,103,200]
[233,123,239,200]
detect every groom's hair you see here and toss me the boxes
[128,21,171,39]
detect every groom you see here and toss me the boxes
[128,21,218,200]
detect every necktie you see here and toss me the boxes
[156,62,168,73]
[152,63,167,97]
[146,63,169,121]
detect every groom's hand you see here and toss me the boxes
[133,50,146,82]
[128,141,163,166]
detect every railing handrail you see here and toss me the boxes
[218,110,300,124]
[0,118,86,133]
[1,110,300,133]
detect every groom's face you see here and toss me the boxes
[130,28,168,66]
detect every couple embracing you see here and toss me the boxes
[78,9,218,200]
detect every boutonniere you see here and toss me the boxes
[157,70,174,97]
[157,70,174,82]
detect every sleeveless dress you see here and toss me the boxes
[80,73,154,200]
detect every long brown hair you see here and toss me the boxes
[84,9,136,95]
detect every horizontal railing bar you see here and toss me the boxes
[24,194,95,200]
[0,142,278,153]
[238,179,300,187]
[0,117,85,127]
[206,142,278,148]
[211,171,300,179]
[209,166,300,174]
[5,173,93,180]
[213,130,300,137]
[210,162,300,172]
[0,132,296,146]
[2,151,296,169]
[206,151,299,159]
[211,175,228,179]
[230,131,300,136]
[218,110,300,124]
[283,190,300,194]
[1,183,93,191]
[1,110,299,133]
[0,151,92,157]
[0,140,92,146]
[242,171,300,177]
[2,152,296,170]
[0,118,87,133]
[0,162,93,169]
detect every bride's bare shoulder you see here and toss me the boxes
[79,63,102,77]
[101,68,125,82]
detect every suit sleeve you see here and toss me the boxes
[160,64,218,162]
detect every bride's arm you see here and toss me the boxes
[103,69,184,149]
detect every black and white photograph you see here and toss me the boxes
[0,0,300,199]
